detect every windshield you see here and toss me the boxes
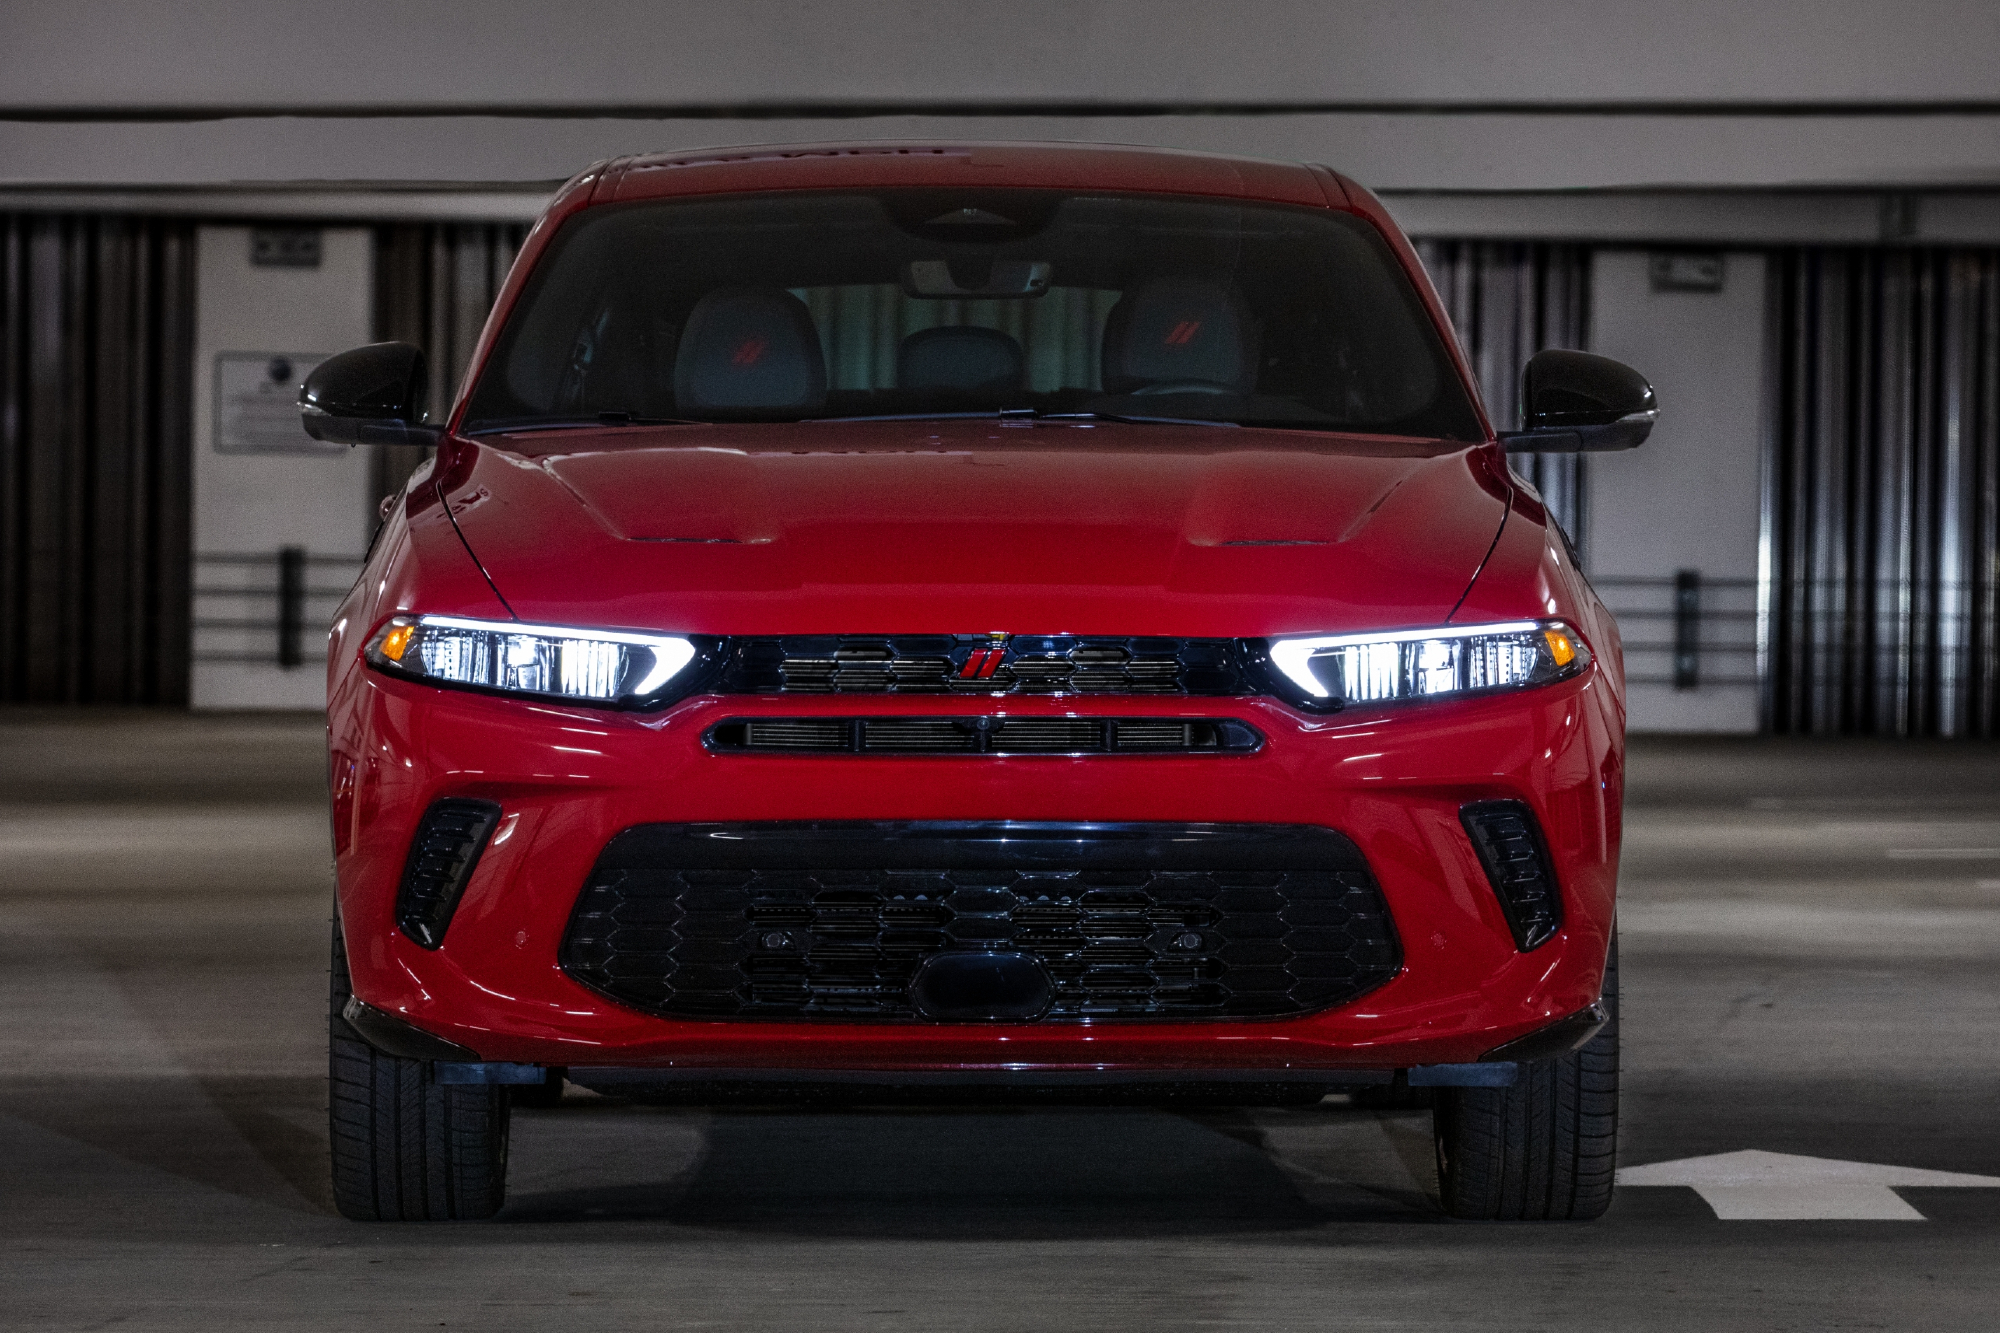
[462,189,1482,438]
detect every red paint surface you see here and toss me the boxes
[329,142,1624,1075]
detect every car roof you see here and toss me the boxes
[587,140,1344,211]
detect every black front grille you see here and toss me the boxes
[704,716,1263,755]
[559,822,1401,1022]
[717,636,1252,697]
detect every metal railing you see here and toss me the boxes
[1592,572,1760,689]
[192,549,365,668]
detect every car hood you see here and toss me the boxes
[438,420,1510,637]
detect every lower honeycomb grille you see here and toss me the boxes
[559,822,1402,1022]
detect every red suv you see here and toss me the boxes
[306,142,1651,1222]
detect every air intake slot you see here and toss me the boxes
[706,717,1262,755]
[1459,800,1564,951]
[394,798,503,949]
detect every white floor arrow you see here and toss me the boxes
[1618,1149,2000,1220]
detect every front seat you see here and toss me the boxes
[898,326,1026,393]
[1100,276,1256,395]
[673,287,827,413]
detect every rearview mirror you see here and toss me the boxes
[299,342,442,447]
[1499,349,1656,453]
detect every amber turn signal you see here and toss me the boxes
[376,621,417,663]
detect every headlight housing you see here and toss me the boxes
[364,614,714,708]
[1264,620,1590,711]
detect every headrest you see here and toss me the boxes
[1101,276,1255,393]
[673,288,826,413]
[898,326,1026,393]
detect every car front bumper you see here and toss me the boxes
[330,668,1621,1074]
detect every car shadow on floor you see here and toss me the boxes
[500,1100,1439,1236]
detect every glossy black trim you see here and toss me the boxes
[561,820,1403,1025]
[299,341,443,447]
[1459,799,1566,951]
[1479,1002,1609,1063]
[1498,348,1655,453]
[701,715,1265,755]
[340,996,482,1062]
[394,797,503,949]
[715,633,1260,700]
[589,820,1376,874]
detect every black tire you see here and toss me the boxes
[1431,935,1619,1220]
[510,1068,567,1109]
[328,912,510,1220]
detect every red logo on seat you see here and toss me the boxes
[731,335,768,366]
[1164,320,1202,346]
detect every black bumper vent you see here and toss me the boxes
[1460,800,1564,950]
[717,636,1252,697]
[704,716,1263,755]
[559,821,1401,1022]
[394,798,502,949]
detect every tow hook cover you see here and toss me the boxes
[910,951,1054,1022]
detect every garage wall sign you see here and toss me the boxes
[213,352,339,455]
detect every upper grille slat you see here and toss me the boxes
[720,634,1253,698]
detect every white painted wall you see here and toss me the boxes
[191,226,375,709]
[1584,250,1766,733]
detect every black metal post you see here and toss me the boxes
[277,546,307,668]
[1673,569,1701,690]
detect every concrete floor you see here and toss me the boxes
[3,713,1997,1329]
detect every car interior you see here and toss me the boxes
[469,191,1481,438]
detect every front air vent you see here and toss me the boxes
[706,717,1263,755]
[1460,800,1564,950]
[394,797,503,949]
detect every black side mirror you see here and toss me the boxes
[299,342,442,447]
[1498,349,1656,453]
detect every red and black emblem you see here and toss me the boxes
[959,635,1009,680]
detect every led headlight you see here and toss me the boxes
[364,614,705,707]
[1266,620,1590,709]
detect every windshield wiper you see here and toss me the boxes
[1042,411,1239,428]
[809,411,1002,424]
[810,409,1240,428]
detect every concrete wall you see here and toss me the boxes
[3,1,1998,193]
[191,227,374,709]
[1584,250,1767,732]
[11,1,1999,107]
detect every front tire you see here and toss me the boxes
[328,913,510,1220]
[1432,936,1619,1220]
